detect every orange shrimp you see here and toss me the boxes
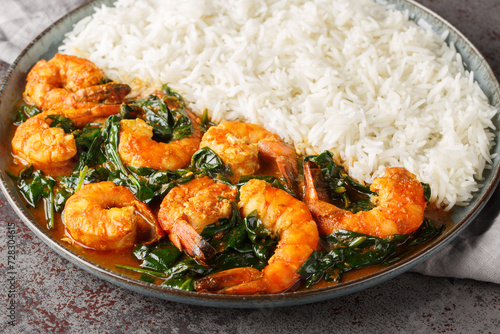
[10,103,124,175]
[63,181,164,251]
[194,179,319,294]
[157,176,238,263]
[23,53,130,111]
[118,109,202,170]
[11,114,77,174]
[303,161,426,238]
[37,103,123,128]
[199,121,299,190]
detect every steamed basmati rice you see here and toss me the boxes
[59,0,497,210]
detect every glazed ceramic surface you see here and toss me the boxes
[0,0,499,308]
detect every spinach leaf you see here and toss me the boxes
[54,165,106,211]
[211,249,268,271]
[139,274,156,284]
[14,105,41,125]
[200,210,274,271]
[46,114,76,133]
[126,242,210,291]
[163,258,212,279]
[17,166,54,207]
[243,211,278,261]
[69,122,107,174]
[60,166,108,191]
[140,242,183,272]
[101,106,132,176]
[305,151,373,212]
[137,95,174,141]
[190,147,233,178]
[115,265,167,278]
[202,207,276,266]
[132,244,152,261]
[16,166,56,229]
[201,201,244,252]
[75,134,106,171]
[73,123,103,150]
[134,86,193,142]
[161,84,185,106]
[53,188,72,213]
[200,109,213,132]
[298,219,442,288]
[422,182,432,204]
[406,219,441,246]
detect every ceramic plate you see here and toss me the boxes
[1,0,499,308]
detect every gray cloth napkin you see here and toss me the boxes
[1,0,499,285]
[0,0,87,64]
[413,192,500,284]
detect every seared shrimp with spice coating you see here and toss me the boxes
[11,114,77,174]
[35,103,125,128]
[200,121,299,190]
[303,161,426,238]
[118,109,202,171]
[23,53,130,111]
[63,181,164,251]
[158,176,238,263]
[194,179,319,294]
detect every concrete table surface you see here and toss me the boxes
[1,0,499,333]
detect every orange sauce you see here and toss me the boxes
[12,148,454,292]
[302,205,453,290]
[27,201,145,280]
[8,149,288,284]
[6,101,454,292]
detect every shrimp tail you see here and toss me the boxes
[304,160,352,236]
[168,220,217,263]
[42,104,123,128]
[276,155,299,193]
[304,161,331,202]
[194,267,265,294]
[75,82,131,104]
[258,140,299,192]
[303,161,318,202]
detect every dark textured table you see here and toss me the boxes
[1,0,499,333]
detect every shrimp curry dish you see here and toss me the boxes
[8,54,446,295]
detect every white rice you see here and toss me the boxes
[59,0,497,210]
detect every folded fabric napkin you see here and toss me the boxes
[1,0,499,285]
[413,192,500,284]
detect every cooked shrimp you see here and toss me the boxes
[24,53,102,108]
[157,176,238,263]
[194,179,319,294]
[303,161,426,238]
[37,103,122,128]
[11,114,77,174]
[63,181,164,251]
[118,110,202,170]
[70,82,131,107]
[23,53,130,110]
[200,121,299,189]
